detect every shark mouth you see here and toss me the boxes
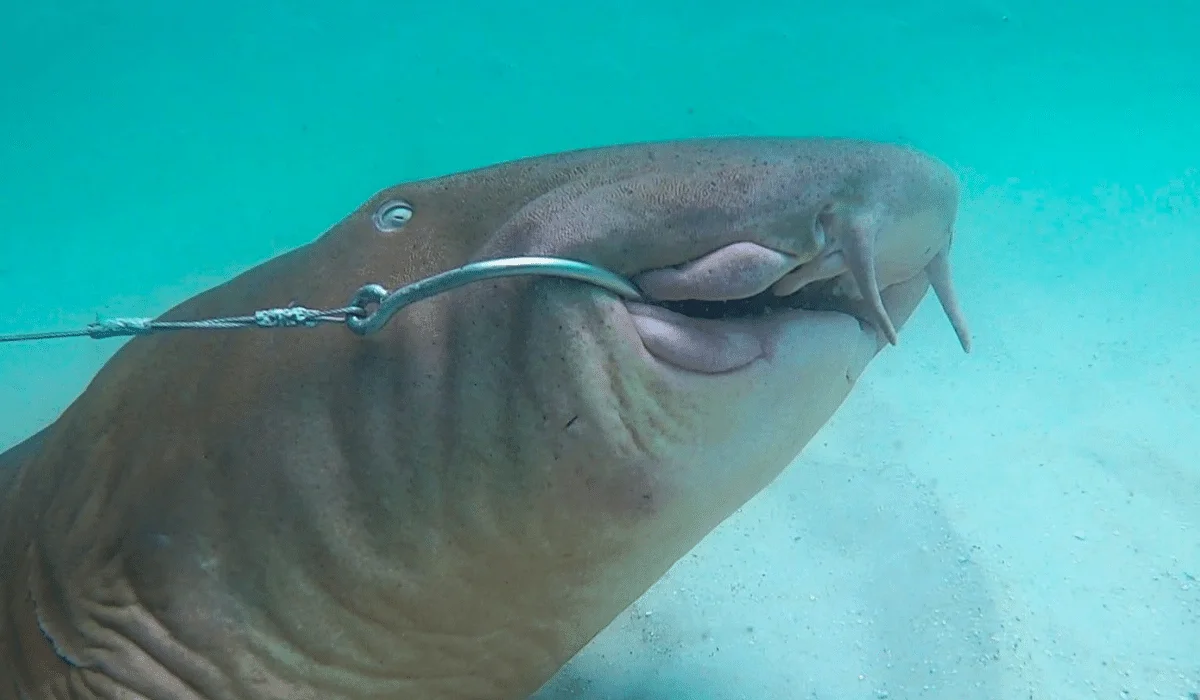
[627,238,972,373]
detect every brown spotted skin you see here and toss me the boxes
[0,138,965,699]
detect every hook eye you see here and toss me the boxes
[372,200,414,232]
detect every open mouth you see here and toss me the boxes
[654,278,872,326]
[623,240,971,374]
[624,278,891,375]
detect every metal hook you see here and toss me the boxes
[344,256,644,336]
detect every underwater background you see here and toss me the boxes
[0,0,1196,697]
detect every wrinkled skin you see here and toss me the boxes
[0,138,969,700]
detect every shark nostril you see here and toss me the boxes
[794,215,827,260]
[770,248,845,297]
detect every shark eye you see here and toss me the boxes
[373,201,414,232]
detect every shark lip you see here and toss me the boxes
[652,277,874,326]
[620,237,973,375]
[613,225,972,374]
[624,235,972,367]
[622,279,888,375]
[624,292,878,374]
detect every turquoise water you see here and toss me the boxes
[1,1,1197,698]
